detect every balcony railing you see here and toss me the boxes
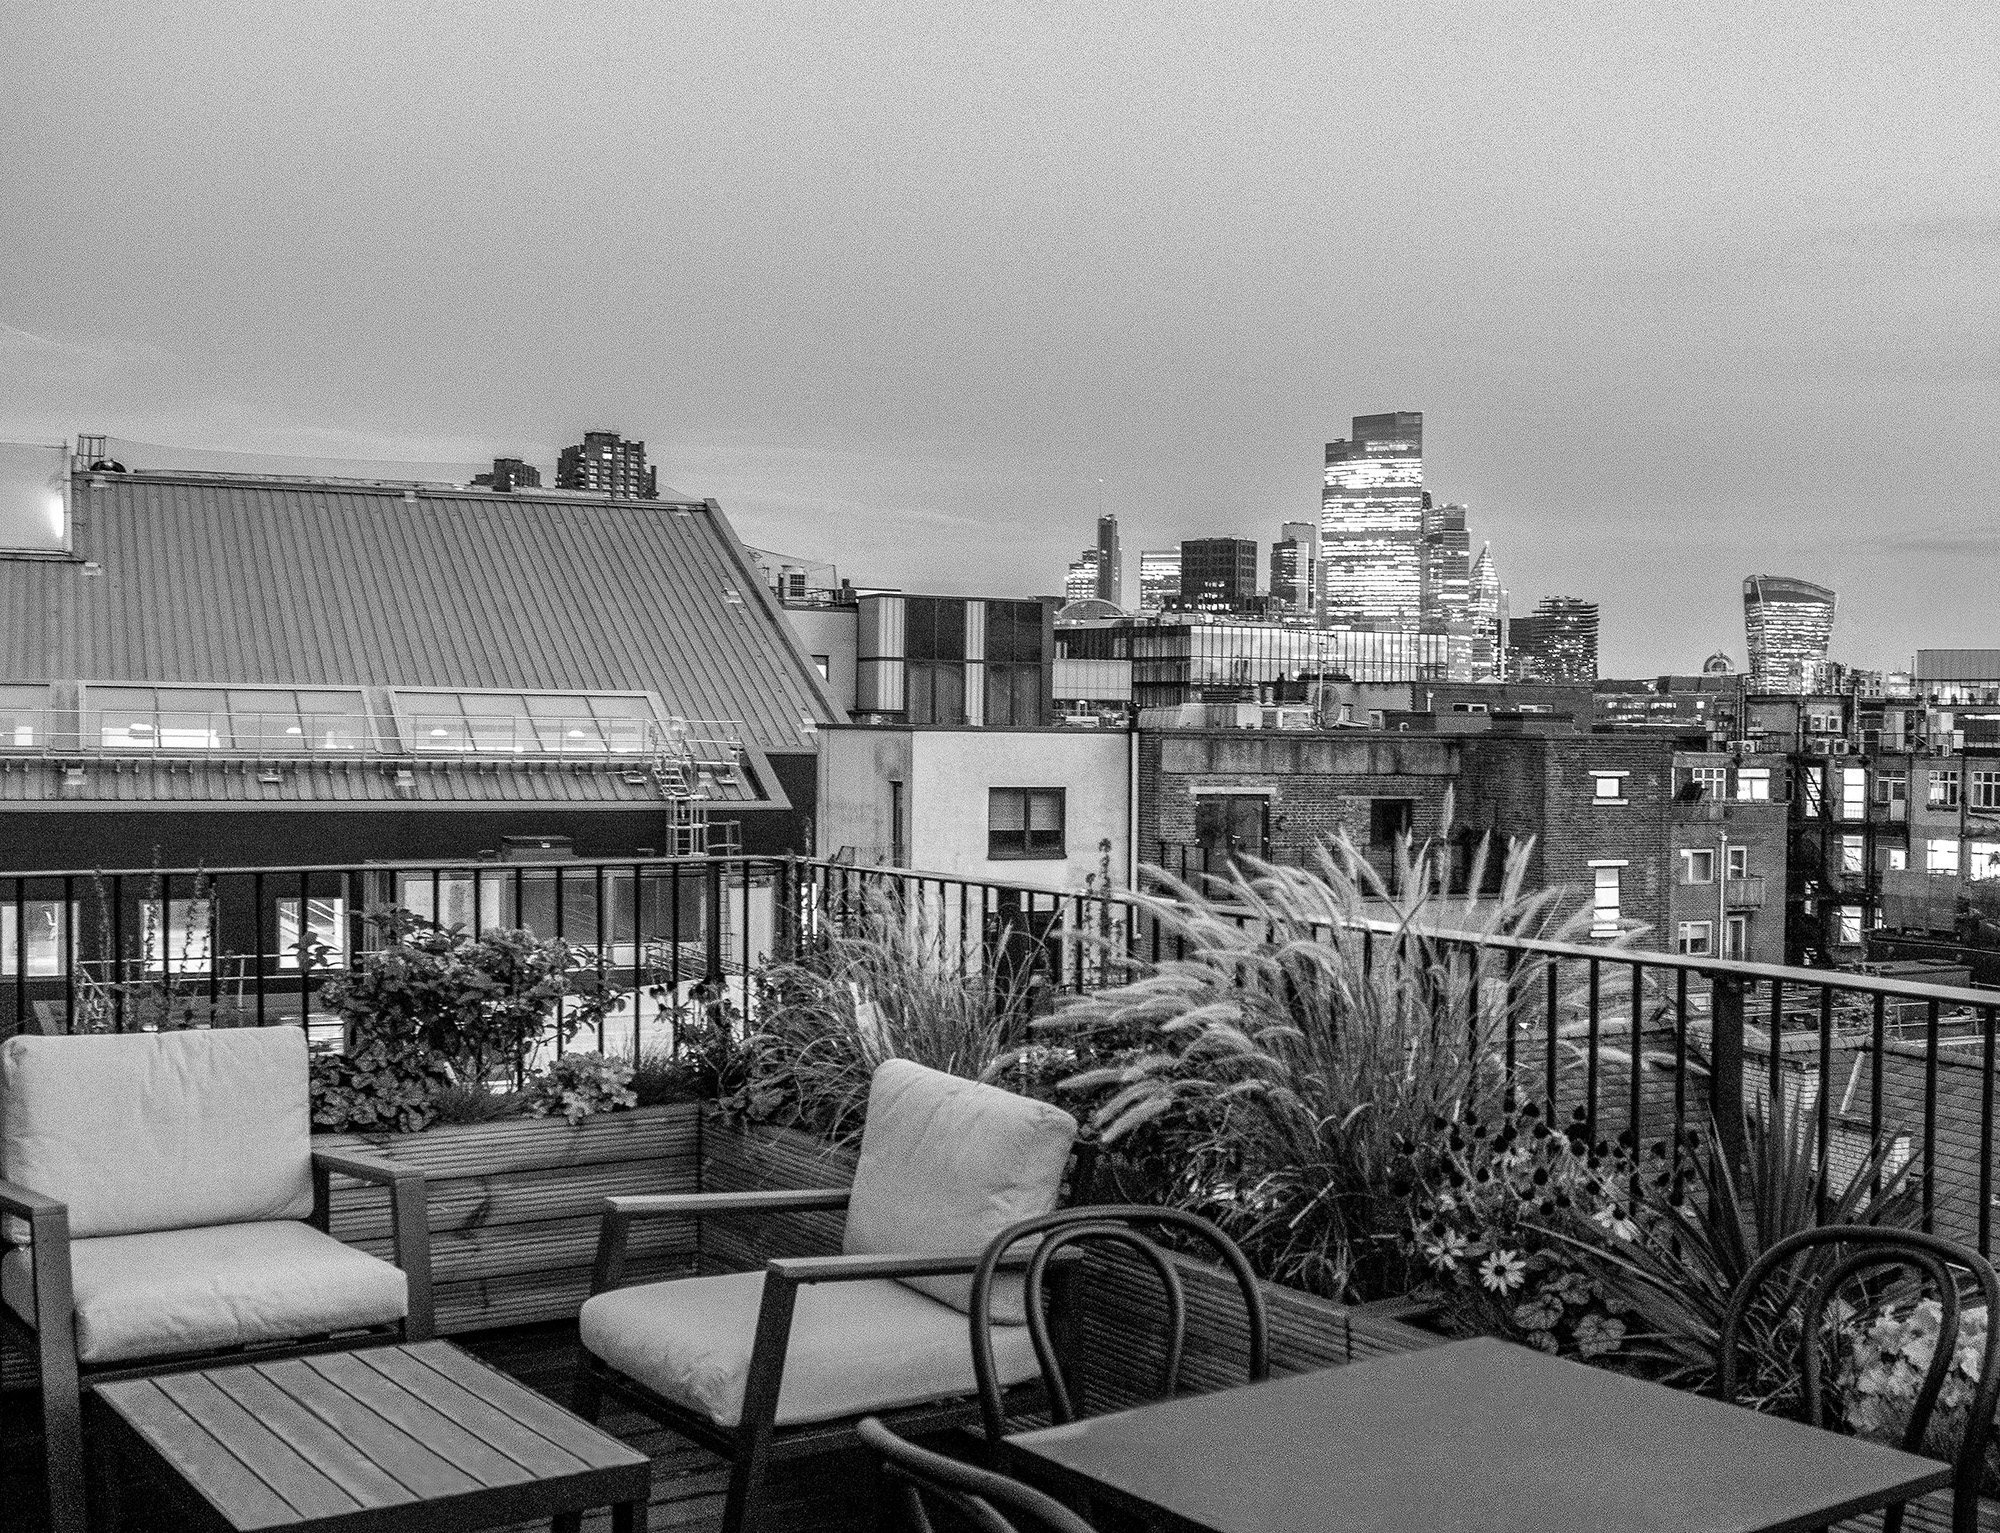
[1724,875,1765,909]
[5,853,2000,1259]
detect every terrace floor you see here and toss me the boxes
[4,1319,1991,1533]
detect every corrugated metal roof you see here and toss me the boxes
[0,474,841,755]
[0,757,662,806]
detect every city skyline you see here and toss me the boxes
[3,7,1993,677]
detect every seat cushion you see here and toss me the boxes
[579,1270,1040,1429]
[0,1028,312,1239]
[844,1059,1077,1320]
[0,1220,408,1365]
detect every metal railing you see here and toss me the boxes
[7,853,2000,1258]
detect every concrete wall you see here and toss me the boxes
[782,606,860,715]
[815,727,913,863]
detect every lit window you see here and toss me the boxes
[1840,835,1865,875]
[1836,906,1863,945]
[140,899,212,975]
[278,897,348,970]
[1889,847,1907,871]
[1,900,75,976]
[1840,767,1867,821]
[396,690,658,756]
[989,788,1066,860]
[1590,864,1622,935]
[1592,771,1628,805]
[1930,771,1961,808]
[1681,849,1714,884]
[1735,769,1771,802]
[1928,838,1961,874]
[84,684,371,752]
[1676,921,1713,956]
[1971,843,2000,882]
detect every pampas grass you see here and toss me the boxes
[1051,816,1596,1303]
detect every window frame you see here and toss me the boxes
[1973,770,2000,811]
[1735,768,1772,802]
[988,786,1067,861]
[1681,848,1715,885]
[1591,769,1629,806]
[1676,920,1713,957]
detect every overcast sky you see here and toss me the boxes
[3,4,1996,674]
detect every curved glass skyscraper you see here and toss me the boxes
[1743,575,1836,693]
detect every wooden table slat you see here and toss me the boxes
[212,1367,421,1513]
[102,1380,304,1531]
[349,1348,595,1480]
[398,1341,648,1471]
[153,1373,364,1523]
[255,1358,485,1504]
[295,1353,538,1492]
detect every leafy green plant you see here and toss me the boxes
[725,886,1036,1143]
[525,1051,638,1125]
[429,1082,529,1126]
[1051,820,1588,1303]
[309,1031,455,1133]
[1548,1083,1920,1409]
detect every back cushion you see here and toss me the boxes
[0,1028,314,1238]
[843,1059,1077,1322]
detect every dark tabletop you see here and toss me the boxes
[94,1341,652,1533]
[1002,1335,1953,1533]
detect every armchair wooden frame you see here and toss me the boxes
[567,1188,1067,1533]
[0,1146,434,1533]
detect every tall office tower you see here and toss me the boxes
[1743,575,1836,693]
[1467,543,1506,680]
[556,431,659,499]
[1508,597,1599,683]
[1094,514,1122,606]
[1064,549,1101,604]
[1269,520,1319,612]
[1180,537,1260,612]
[1138,548,1181,612]
[1420,501,1472,620]
[1321,410,1424,621]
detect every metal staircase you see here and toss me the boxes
[650,718,744,856]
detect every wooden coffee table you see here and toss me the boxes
[92,1341,651,1533]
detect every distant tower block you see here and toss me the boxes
[1742,575,1835,693]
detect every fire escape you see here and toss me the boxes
[650,719,744,856]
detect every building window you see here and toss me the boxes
[1,900,74,977]
[278,897,347,970]
[989,788,1066,860]
[1930,770,1961,808]
[1927,837,1960,874]
[1735,768,1771,802]
[1840,835,1865,875]
[1875,772,1908,804]
[1677,921,1713,956]
[890,780,907,867]
[1971,842,2000,882]
[1724,914,1750,960]
[1686,766,1726,799]
[1591,771,1628,805]
[1590,864,1622,935]
[1889,848,1908,871]
[140,899,212,975]
[1681,849,1714,885]
[1836,906,1864,945]
[1974,771,2000,811]
[1840,767,1867,822]
[811,654,830,682]
[1726,846,1749,879]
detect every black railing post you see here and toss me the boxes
[1710,974,1748,1169]
[705,857,724,986]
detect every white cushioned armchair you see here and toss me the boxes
[571,1058,1078,1533]
[0,1027,433,1533]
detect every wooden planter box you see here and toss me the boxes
[320,1100,701,1335]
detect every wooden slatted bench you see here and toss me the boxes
[92,1342,651,1533]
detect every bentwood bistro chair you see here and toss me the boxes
[0,1027,434,1533]
[569,1058,1080,1533]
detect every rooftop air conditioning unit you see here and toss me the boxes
[1830,740,1851,755]
[1807,740,1830,756]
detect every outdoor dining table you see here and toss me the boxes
[999,1335,1954,1533]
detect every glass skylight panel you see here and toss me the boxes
[396,690,658,754]
[0,684,49,748]
[84,684,371,751]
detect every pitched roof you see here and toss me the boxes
[0,472,842,755]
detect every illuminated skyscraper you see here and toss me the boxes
[1321,411,1424,622]
[1468,543,1507,680]
[1138,549,1181,612]
[1094,514,1122,606]
[1269,520,1318,612]
[1743,575,1836,693]
[1420,501,1471,621]
[1064,549,1101,604]
[1509,597,1598,683]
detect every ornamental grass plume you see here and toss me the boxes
[1051,811,1591,1303]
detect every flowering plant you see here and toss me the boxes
[524,1051,638,1126]
[1406,1097,1634,1360]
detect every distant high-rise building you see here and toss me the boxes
[1420,501,1471,621]
[1138,549,1181,613]
[1321,410,1424,622]
[1743,575,1836,693]
[472,457,541,492]
[556,431,658,499]
[1180,537,1259,612]
[1468,543,1506,680]
[1508,597,1599,683]
[1094,514,1122,606]
[1064,548,1101,604]
[1270,520,1318,613]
